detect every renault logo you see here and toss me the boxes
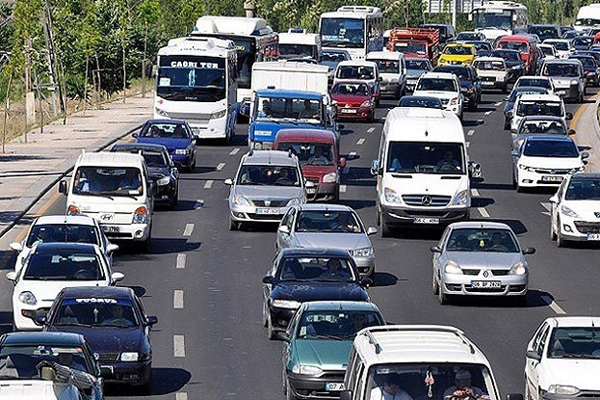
[422,196,432,206]
[483,270,490,278]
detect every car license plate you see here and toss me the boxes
[306,188,317,194]
[471,281,501,289]
[413,217,439,224]
[542,175,563,182]
[556,90,566,96]
[341,108,357,114]
[101,225,120,233]
[482,81,494,85]
[256,207,280,215]
[587,233,600,241]
[326,382,345,391]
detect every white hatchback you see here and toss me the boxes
[510,93,571,133]
[413,72,463,119]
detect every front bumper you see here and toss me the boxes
[441,273,528,296]
[554,84,581,100]
[171,153,194,169]
[186,114,228,139]
[516,169,572,188]
[442,102,462,115]
[306,181,337,202]
[287,370,346,400]
[480,79,506,90]
[229,204,289,223]
[99,359,152,385]
[13,301,52,330]
[97,222,151,242]
[558,216,600,242]
[380,203,470,227]
[154,180,177,202]
[379,81,400,96]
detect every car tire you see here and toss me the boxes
[380,212,391,238]
[267,313,277,340]
[438,283,449,305]
[229,218,239,231]
[368,111,375,123]
[502,83,508,94]
[263,302,269,328]
[432,273,439,295]
[332,187,340,203]
[557,230,566,248]
[550,218,557,241]
[168,191,178,210]
[459,111,464,121]
[469,100,477,112]
[286,378,297,400]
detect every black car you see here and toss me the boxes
[574,50,600,65]
[261,248,371,340]
[527,25,561,42]
[41,286,158,392]
[563,30,585,39]
[491,49,525,81]
[398,95,442,109]
[573,35,593,51]
[419,24,456,44]
[503,86,549,129]
[433,65,481,111]
[111,143,179,209]
[465,40,492,57]
[569,54,600,86]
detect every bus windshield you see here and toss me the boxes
[321,17,365,48]
[474,10,513,30]
[279,44,317,59]
[157,56,226,102]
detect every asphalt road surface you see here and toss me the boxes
[1,87,599,400]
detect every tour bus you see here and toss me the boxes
[154,36,238,142]
[371,108,481,236]
[278,29,321,61]
[193,16,278,113]
[319,6,384,60]
[470,1,528,42]
[574,3,600,32]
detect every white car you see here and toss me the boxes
[539,43,558,60]
[7,242,124,330]
[473,56,509,92]
[514,76,556,95]
[525,316,600,400]
[9,215,119,273]
[543,39,575,58]
[550,172,600,246]
[510,93,570,133]
[413,72,463,119]
[512,135,587,191]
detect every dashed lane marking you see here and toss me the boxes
[174,335,186,357]
[342,166,350,175]
[494,101,503,106]
[466,142,470,148]
[176,393,188,400]
[340,185,347,193]
[357,138,366,145]
[183,223,194,237]
[176,254,186,269]
[174,290,184,309]
[204,180,213,189]
[484,111,492,116]
[477,207,490,218]
[367,127,375,133]
[229,148,240,155]
[216,163,226,171]
[467,130,475,136]
[471,188,480,197]
[542,295,567,315]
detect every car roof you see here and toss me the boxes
[421,72,458,80]
[445,43,475,48]
[570,172,600,180]
[35,215,96,226]
[517,93,562,102]
[525,135,574,142]
[144,118,186,125]
[366,51,403,60]
[34,242,98,254]
[498,35,532,42]
[295,203,354,212]
[275,129,335,144]
[112,143,168,153]
[241,150,299,166]
[60,286,134,300]
[337,60,378,68]
[521,115,565,122]
[547,316,600,328]
[353,325,491,366]
[518,76,551,81]
[384,108,464,143]
[544,58,581,65]
[76,152,145,169]
[401,95,441,101]
[448,221,512,231]
[279,247,350,258]
[2,332,85,347]
[474,56,505,62]
[301,301,381,312]
[333,80,371,86]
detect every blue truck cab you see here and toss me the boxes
[249,89,338,149]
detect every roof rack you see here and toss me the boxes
[365,330,382,354]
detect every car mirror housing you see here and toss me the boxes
[58,180,68,195]
[278,225,290,235]
[33,315,47,326]
[6,271,17,282]
[107,244,119,253]
[111,272,125,282]
[276,331,290,341]
[262,275,276,285]
[581,151,590,160]
[526,350,541,361]
[430,246,442,253]
[305,180,315,188]
[566,112,573,120]
[549,195,559,204]
[224,178,233,186]
[360,277,373,287]
[367,226,378,236]
[9,242,22,252]
[522,247,536,255]
[145,316,158,326]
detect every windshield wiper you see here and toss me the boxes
[100,323,135,328]
[55,322,93,328]
[310,334,344,340]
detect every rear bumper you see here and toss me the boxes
[335,108,373,120]
[100,360,152,385]
[441,273,528,296]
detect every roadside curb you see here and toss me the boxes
[572,92,600,171]
[0,124,142,240]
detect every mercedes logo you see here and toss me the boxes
[595,212,600,218]
[421,196,432,206]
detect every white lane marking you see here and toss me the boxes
[542,295,567,315]
[340,185,347,193]
[174,335,186,357]
[484,111,492,116]
[471,188,480,197]
[204,180,213,189]
[176,393,188,400]
[494,101,503,106]
[183,223,194,237]
[348,151,357,159]
[542,211,551,216]
[477,207,490,218]
[466,141,471,148]
[176,253,186,269]
[216,163,226,171]
[367,127,375,133]
[342,166,350,174]
[229,148,240,155]
[174,290,184,309]
[195,199,204,209]
[357,138,366,145]
[541,202,551,211]
[467,130,475,136]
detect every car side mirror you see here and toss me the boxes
[526,350,541,361]
[262,275,276,285]
[99,366,113,378]
[522,247,536,255]
[278,225,290,235]
[6,271,16,282]
[370,160,380,176]
[58,180,68,195]
[339,157,347,168]
[504,96,509,101]
[224,178,233,186]
[9,242,23,252]
[338,124,346,130]
[148,182,157,196]
[549,195,559,204]
[581,151,590,160]
[107,243,119,253]
[566,112,573,120]
[468,161,482,179]
[568,129,576,135]
[360,277,373,287]
[132,132,139,138]
[378,76,383,82]
[430,246,442,253]
[145,316,158,326]
[33,315,47,326]
[111,272,125,282]
[367,226,378,236]
[506,394,524,400]
[277,331,290,341]
[305,180,315,188]
[340,390,353,400]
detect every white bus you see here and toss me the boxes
[470,1,528,41]
[319,5,384,60]
[193,16,278,113]
[154,37,238,142]
[574,4,600,32]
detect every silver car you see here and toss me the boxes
[430,221,535,305]
[276,204,377,276]
[225,150,311,230]
[540,59,585,102]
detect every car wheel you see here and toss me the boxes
[502,83,508,94]
[379,212,391,238]
[229,218,239,231]
[266,313,277,340]
[469,100,477,111]
[368,111,375,123]
[550,217,557,241]
[375,96,380,107]
[262,302,269,327]
[286,378,297,400]
[168,191,178,210]
[557,230,566,248]
[332,187,340,203]
[504,119,510,130]
[438,282,449,305]
[432,273,439,295]
[459,111,464,121]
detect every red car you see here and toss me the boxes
[274,129,345,202]
[330,81,376,122]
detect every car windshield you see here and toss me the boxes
[296,310,383,340]
[516,78,551,90]
[547,41,569,50]
[387,142,465,175]
[498,41,528,52]
[543,63,579,77]
[398,97,442,109]
[295,210,362,233]
[394,42,427,54]
[457,33,479,41]
[332,82,371,97]
[516,101,562,117]
[434,67,469,80]
[237,165,300,187]
[278,44,316,59]
[276,142,334,166]
[406,59,431,70]
[548,327,600,359]
[509,88,547,102]
[26,224,99,247]
[565,179,600,200]
[523,140,579,157]
[447,228,519,253]
[492,50,520,61]
[366,363,496,400]
[444,46,472,55]
[540,46,555,56]
[112,148,169,168]
[336,65,375,80]
[54,298,139,328]
[572,57,595,68]
[520,121,566,135]
[278,256,355,282]
[416,78,457,92]
[255,96,322,123]
[574,37,593,47]
[371,59,399,73]
[475,60,505,71]
[24,251,105,281]
[0,346,89,378]
[530,26,559,41]
[320,17,364,48]
[72,167,143,197]
[140,123,190,139]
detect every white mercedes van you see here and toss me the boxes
[59,152,154,251]
[371,108,480,236]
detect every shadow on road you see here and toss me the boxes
[371,271,399,287]
[446,289,552,309]
[105,367,191,397]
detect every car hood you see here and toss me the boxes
[47,325,143,354]
[136,138,191,151]
[447,251,523,269]
[272,281,368,303]
[293,339,352,371]
[17,280,110,303]
[332,94,371,104]
[406,70,426,79]
[413,90,457,99]
[294,233,370,251]
[551,77,578,87]
[148,166,170,179]
[562,200,600,220]
[0,380,75,399]
[301,164,337,177]
[233,185,304,201]
[541,359,600,390]
[519,155,583,169]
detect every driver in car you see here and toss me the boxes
[444,370,486,400]
[436,151,461,170]
[307,146,329,164]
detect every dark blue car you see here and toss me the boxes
[42,286,157,392]
[134,119,197,172]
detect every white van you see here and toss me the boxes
[371,108,480,236]
[340,325,502,400]
[334,60,381,105]
[510,93,571,133]
[59,152,154,251]
[366,51,407,99]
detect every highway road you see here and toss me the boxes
[1,88,599,400]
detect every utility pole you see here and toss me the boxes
[42,0,66,121]
[24,38,33,143]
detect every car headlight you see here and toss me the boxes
[518,164,532,171]
[120,352,139,362]
[384,187,401,204]
[155,107,168,117]
[288,198,301,206]
[444,260,462,275]
[292,364,323,376]
[323,172,337,183]
[133,206,148,224]
[67,205,80,216]
[508,261,527,275]
[18,291,37,306]
[548,385,580,396]
[571,80,579,85]
[272,299,301,309]
[452,190,470,206]
[511,65,522,70]
[232,195,251,207]
[175,149,189,155]
[211,109,227,119]
[561,205,580,218]
[450,97,458,105]
[361,100,372,107]
[350,247,373,258]
[157,176,170,186]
